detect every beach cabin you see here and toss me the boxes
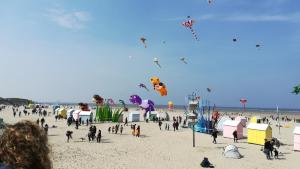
[223,120,243,139]
[128,111,140,122]
[235,116,247,127]
[79,111,93,123]
[216,116,231,132]
[72,110,81,121]
[67,109,75,119]
[250,116,262,123]
[294,127,300,151]
[247,123,272,145]
[56,108,67,119]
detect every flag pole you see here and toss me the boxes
[277,105,280,134]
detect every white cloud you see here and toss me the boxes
[47,8,90,29]
[161,13,300,23]
[224,13,300,22]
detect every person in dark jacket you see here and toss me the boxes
[96,130,102,143]
[211,130,218,144]
[233,130,238,143]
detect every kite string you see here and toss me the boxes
[189,27,199,41]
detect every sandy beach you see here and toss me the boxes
[0,106,299,169]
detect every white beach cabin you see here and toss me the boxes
[128,111,140,122]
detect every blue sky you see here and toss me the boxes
[0,0,299,108]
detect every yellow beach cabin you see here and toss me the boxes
[247,123,272,145]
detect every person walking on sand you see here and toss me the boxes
[120,125,123,135]
[165,123,168,130]
[264,139,271,160]
[158,120,162,130]
[41,118,45,127]
[132,124,136,136]
[36,118,40,125]
[44,124,48,135]
[112,126,115,134]
[136,126,140,137]
[233,130,238,143]
[125,117,128,126]
[212,130,218,144]
[66,131,73,143]
[108,127,111,134]
[97,130,102,143]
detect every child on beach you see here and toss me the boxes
[120,125,123,135]
[97,130,101,143]
[136,126,140,137]
[108,127,111,134]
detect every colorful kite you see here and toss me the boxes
[208,0,213,4]
[119,99,128,111]
[129,95,155,118]
[107,99,116,107]
[168,101,174,110]
[182,16,199,41]
[292,85,300,95]
[180,57,187,64]
[140,37,147,48]
[153,58,161,68]
[150,77,167,96]
[138,83,149,91]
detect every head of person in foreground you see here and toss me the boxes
[0,120,52,169]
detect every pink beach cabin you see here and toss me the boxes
[223,120,243,139]
[235,116,247,127]
[294,127,300,151]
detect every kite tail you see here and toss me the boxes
[189,27,199,41]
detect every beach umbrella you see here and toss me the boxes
[240,98,247,112]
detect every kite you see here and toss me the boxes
[153,57,161,68]
[168,101,174,110]
[138,83,149,91]
[119,99,128,111]
[208,0,213,4]
[129,95,155,118]
[240,98,247,112]
[78,103,90,111]
[233,38,237,42]
[93,95,104,106]
[150,77,167,96]
[292,85,300,95]
[182,16,199,41]
[180,57,187,64]
[106,99,116,106]
[140,37,147,48]
[207,88,212,92]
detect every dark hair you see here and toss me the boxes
[0,120,52,169]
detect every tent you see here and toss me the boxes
[223,120,243,139]
[294,127,300,151]
[56,108,67,119]
[79,111,93,122]
[216,116,231,132]
[67,109,75,119]
[235,116,247,127]
[247,123,272,145]
[223,145,242,159]
[128,111,140,122]
[250,116,262,123]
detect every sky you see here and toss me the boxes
[0,0,299,108]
